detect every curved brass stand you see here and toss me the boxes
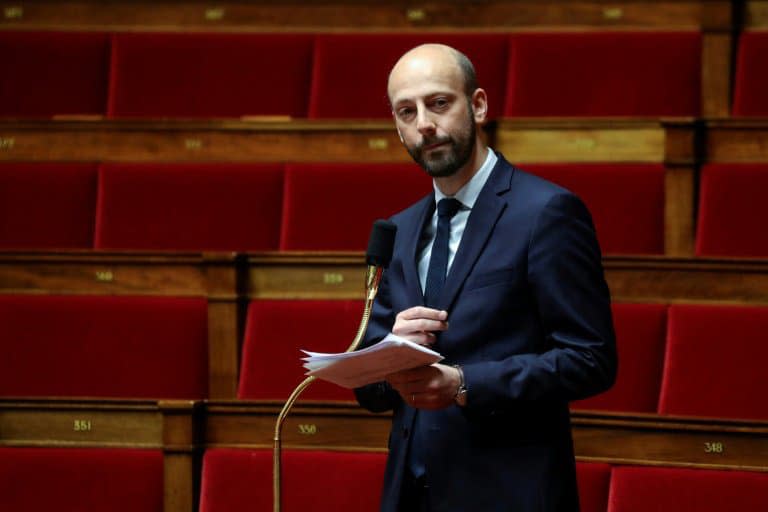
[273,265,383,512]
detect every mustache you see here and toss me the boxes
[416,135,452,150]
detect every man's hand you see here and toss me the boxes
[393,306,448,347]
[386,364,461,410]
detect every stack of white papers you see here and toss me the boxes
[302,333,444,389]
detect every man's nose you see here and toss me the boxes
[416,109,436,135]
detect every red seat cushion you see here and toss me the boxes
[733,32,768,116]
[0,31,110,117]
[200,448,386,512]
[608,466,768,511]
[280,162,432,250]
[0,163,97,249]
[695,164,768,258]
[238,300,367,401]
[0,447,163,512]
[577,462,611,512]
[309,33,508,119]
[505,32,701,116]
[659,304,768,420]
[95,163,283,251]
[523,164,666,255]
[108,33,313,118]
[572,303,666,413]
[0,295,208,399]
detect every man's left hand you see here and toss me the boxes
[386,364,461,410]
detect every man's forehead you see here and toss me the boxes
[388,51,463,103]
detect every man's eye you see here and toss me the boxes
[433,98,449,109]
[398,108,414,119]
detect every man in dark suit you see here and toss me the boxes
[355,44,617,511]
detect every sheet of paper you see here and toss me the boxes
[301,333,443,388]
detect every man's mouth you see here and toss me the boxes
[423,140,450,151]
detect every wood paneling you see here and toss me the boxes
[745,0,768,28]
[706,120,768,162]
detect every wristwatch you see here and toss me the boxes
[453,365,467,406]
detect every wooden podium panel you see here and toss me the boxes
[706,120,768,163]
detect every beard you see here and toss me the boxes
[405,114,476,178]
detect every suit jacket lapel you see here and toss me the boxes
[439,156,514,311]
[402,194,435,307]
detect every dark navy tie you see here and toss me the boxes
[408,197,462,480]
[423,198,463,308]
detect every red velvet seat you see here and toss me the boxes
[577,462,611,512]
[504,32,701,116]
[0,447,163,512]
[280,162,432,250]
[0,163,98,249]
[0,31,110,117]
[238,300,366,401]
[572,303,667,413]
[200,448,386,512]
[108,33,313,118]
[659,304,768,420]
[608,466,768,511]
[95,163,283,251]
[0,295,208,399]
[733,32,768,116]
[308,33,509,119]
[523,164,666,255]
[695,164,768,258]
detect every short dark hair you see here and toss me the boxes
[452,48,479,97]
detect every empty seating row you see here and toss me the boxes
[9,29,759,118]
[3,446,766,512]
[2,161,766,257]
[1,296,767,421]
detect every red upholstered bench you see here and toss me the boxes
[733,31,768,116]
[0,163,98,249]
[572,303,667,413]
[200,448,386,512]
[0,447,164,512]
[0,295,208,399]
[695,164,768,258]
[608,466,768,511]
[659,304,768,420]
[523,164,666,255]
[504,32,701,116]
[280,162,431,250]
[95,163,283,251]
[108,33,313,118]
[238,300,366,401]
[0,31,110,117]
[577,462,611,512]
[308,33,509,119]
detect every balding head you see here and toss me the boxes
[388,44,478,103]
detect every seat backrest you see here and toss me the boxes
[504,32,701,116]
[732,31,768,116]
[523,164,666,255]
[577,462,611,512]
[0,294,208,399]
[695,163,768,258]
[572,303,666,413]
[608,466,768,511]
[200,448,386,512]
[238,299,366,401]
[0,31,110,117]
[0,447,163,512]
[659,304,768,420]
[0,163,98,249]
[308,33,508,119]
[108,32,314,118]
[280,162,431,250]
[95,163,284,251]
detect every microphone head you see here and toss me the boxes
[366,219,397,268]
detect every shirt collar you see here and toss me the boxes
[433,148,498,208]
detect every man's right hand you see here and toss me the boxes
[392,306,449,348]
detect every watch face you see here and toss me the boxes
[455,390,467,407]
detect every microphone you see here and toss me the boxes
[273,220,397,512]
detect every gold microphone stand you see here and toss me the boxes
[273,264,384,512]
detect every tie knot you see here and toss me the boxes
[437,198,462,218]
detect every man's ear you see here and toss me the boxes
[394,119,404,143]
[471,88,488,124]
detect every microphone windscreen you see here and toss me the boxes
[366,219,397,268]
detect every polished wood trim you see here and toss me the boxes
[0,1,719,32]
[701,32,733,118]
[664,166,696,257]
[705,119,768,162]
[745,0,768,28]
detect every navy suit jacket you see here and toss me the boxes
[355,153,617,512]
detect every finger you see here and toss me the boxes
[393,318,447,335]
[397,307,448,322]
